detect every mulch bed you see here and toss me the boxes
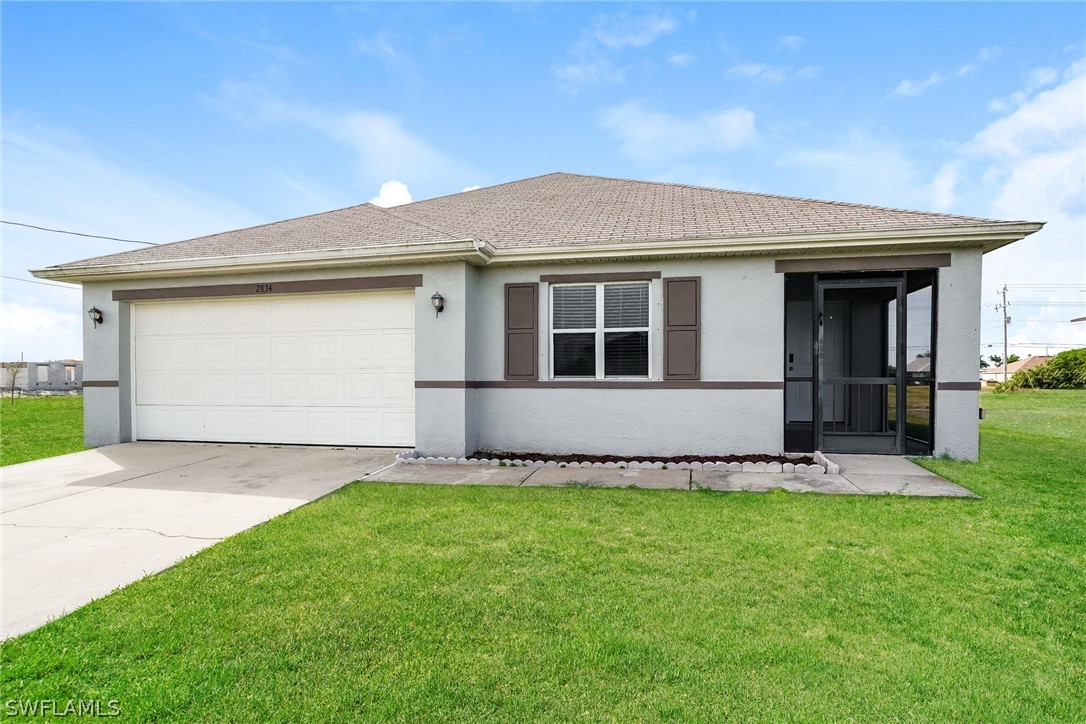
[472,451,816,465]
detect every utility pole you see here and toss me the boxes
[995,285,1010,383]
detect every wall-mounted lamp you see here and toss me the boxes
[87,307,104,328]
[430,292,445,318]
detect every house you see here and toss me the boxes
[981,355,1052,385]
[1,360,83,392]
[32,173,1043,460]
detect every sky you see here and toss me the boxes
[2,1,1084,363]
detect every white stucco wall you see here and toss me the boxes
[934,249,983,459]
[460,257,785,457]
[78,249,986,460]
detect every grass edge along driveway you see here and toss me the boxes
[2,390,1083,720]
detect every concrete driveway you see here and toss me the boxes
[1,442,400,640]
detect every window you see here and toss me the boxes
[551,282,649,378]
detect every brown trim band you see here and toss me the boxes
[416,380,783,390]
[938,381,982,391]
[83,380,119,388]
[774,253,951,274]
[112,274,423,302]
[539,271,661,284]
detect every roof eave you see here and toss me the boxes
[485,222,1045,265]
[30,222,1043,282]
[31,239,495,283]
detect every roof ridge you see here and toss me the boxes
[554,171,1008,224]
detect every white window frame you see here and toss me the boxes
[549,281,651,380]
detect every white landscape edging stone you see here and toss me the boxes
[394,451,827,474]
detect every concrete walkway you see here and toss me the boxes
[1,442,400,640]
[371,453,976,498]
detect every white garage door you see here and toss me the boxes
[133,291,415,446]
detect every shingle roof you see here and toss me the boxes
[52,172,1010,269]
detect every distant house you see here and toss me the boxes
[981,355,1052,384]
[1,360,83,392]
[32,173,1044,459]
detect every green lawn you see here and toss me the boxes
[2,391,1083,721]
[0,396,85,466]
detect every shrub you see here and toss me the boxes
[994,348,1086,391]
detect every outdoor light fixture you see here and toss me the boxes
[430,292,445,317]
[87,307,104,328]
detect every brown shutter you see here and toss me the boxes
[664,277,700,380]
[504,283,538,380]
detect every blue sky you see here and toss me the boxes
[3,2,1084,361]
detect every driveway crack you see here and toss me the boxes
[1,522,224,542]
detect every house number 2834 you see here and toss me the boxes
[255,284,273,293]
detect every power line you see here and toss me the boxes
[0,275,80,290]
[0,220,157,246]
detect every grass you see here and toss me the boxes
[0,395,85,466]
[2,391,1084,720]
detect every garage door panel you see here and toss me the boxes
[237,337,270,365]
[381,297,414,328]
[271,410,306,440]
[205,374,236,403]
[136,373,172,405]
[306,335,342,366]
[307,374,341,404]
[168,338,201,366]
[381,333,414,365]
[271,337,304,365]
[381,373,415,404]
[383,413,415,446]
[204,410,237,439]
[170,374,203,403]
[236,374,269,403]
[344,333,380,365]
[135,290,414,445]
[203,303,237,333]
[270,373,304,403]
[306,411,343,443]
[203,338,237,368]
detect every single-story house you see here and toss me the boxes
[981,355,1052,384]
[32,173,1043,459]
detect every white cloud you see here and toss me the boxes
[1,115,263,360]
[0,301,81,362]
[927,162,961,211]
[368,180,412,207]
[925,57,1086,355]
[987,66,1061,112]
[600,101,758,165]
[894,48,999,98]
[207,80,458,184]
[667,52,696,68]
[728,63,788,84]
[461,185,481,192]
[894,71,947,97]
[779,131,923,209]
[553,11,682,91]
[778,35,805,52]
[592,12,679,49]
[552,58,623,88]
[727,62,818,84]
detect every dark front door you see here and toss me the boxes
[815,278,906,454]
